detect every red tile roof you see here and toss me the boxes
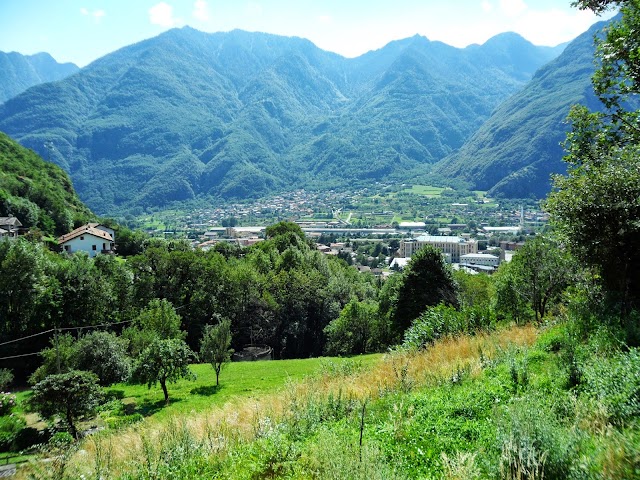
[57,224,113,244]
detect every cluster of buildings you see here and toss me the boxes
[397,234,503,273]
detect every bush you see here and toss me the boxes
[0,392,17,415]
[0,369,13,390]
[402,304,496,350]
[13,426,50,452]
[105,413,144,430]
[75,331,132,386]
[495,395,577,479]
[0,415,25,452]
[581,348,640,425]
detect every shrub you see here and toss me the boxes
[0,415,25,452]
[402,304,496,350]
[105,413,144,430]
[0,392,17,415]
[13,426,50,452]
[0,369,13,390]
[580,348,640,425]
[495,395,577,480]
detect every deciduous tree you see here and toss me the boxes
[133,338,195,405]
[30,370,102,438]
[200,319,233,386]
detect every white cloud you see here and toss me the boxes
[499,0,527,17]
[80,7,106,23]
[317,14,332,24]
[149,2,180,27]
[193,0,209,22]
[513,7,602,45]
[481,1,493,13]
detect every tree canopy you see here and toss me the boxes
[546,0,640,314]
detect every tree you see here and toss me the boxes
[391,245,458,336]
[546,1,640,314]
[133,338,195,405]
[0,239,48,335]
[29,334,79,385]
[199,319,233,386]
[30,370,103,438]
[324,299,379,355]
[506,236,575,321]
[123,298,186,356]
[75,331,131,386]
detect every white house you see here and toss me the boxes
[57,223,115,257]
[0,217,22,238]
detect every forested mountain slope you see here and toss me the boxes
[0,51,79,103]
[0,28,560,213]
[433,19,607,197]
[0,131,94,236]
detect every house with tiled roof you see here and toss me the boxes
[0,217,22,238]
[57,223,115,257]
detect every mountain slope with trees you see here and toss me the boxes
[0,131,94,236]
[0,28,561,213]
[433,18,608,197]
[0,51,79,104]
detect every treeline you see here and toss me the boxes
[0,222,379,379]
[1,217,589,386]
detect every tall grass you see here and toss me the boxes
[16,324,538,479]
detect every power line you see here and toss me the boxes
[0,329,55,347]
[0,352,42,361]
[0,319,134,349]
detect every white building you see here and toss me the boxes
[57,223,115,257]
[0,217,22,238]
[460,253,500,268]
[399,235,477,263]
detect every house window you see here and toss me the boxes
[64,245,70,251]
[103,243,106,250]
[92,245,97,250]
[80,236,84,240]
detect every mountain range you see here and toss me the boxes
[0,51,79,104]
[0,25,598,214]
[433,19,605,197]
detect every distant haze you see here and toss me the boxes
[0,0,617,67]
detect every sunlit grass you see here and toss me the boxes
[106,354,382,423]
[15,324,538,479]
[401,185,448,197]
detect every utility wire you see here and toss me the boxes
[0,352,42,361]
[0,329,55,347]
[0,319,134,349]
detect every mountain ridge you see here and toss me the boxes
[432,18,608,197]
[0,51,79,104]
[0,27,567,213]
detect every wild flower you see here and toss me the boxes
[0,392,17,415]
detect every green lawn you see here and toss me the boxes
[105,355,382,422]
[401,185,447,197]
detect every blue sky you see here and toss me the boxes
[0,0,617,67]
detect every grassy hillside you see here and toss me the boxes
[7,325,531,477]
